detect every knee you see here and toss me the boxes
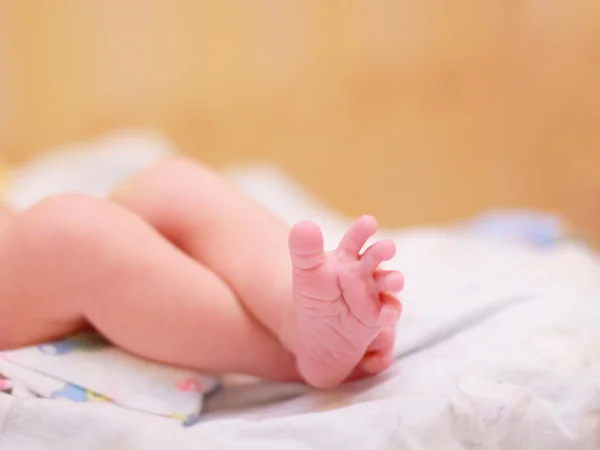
[111,157,222,233]
[144,156,213,178]
[120,156,222,196]
[118,156,213,192]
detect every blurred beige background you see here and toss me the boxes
[1,1,600,228]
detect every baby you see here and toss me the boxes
[0,158,403,389]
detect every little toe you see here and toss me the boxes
[345,340,394,382]
[374,270,404,293]
[367,326,395,353]
[289,220,325,270]
[358,350,394,375]
[361,239,396,270]
[336,215,378,256]
[379,292,402,326]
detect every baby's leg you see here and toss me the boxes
[0,203,13,231]
[112,158,403,388]
[0,194,299,380]
[110,159,299,351]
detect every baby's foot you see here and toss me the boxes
[289,216,404,388]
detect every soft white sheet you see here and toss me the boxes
[2,131,600,450]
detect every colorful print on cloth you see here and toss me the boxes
[0,332,220,426]
[50,383,112,403]
[463,210,566,247]
[38,333,109,355]
[168,413,199,427]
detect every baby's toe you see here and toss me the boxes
[360,239,396,270]
[343,328,396,382]
[374,270,404,293]
[360,327,396,374]
[367,326,395,353]
[358,350,395,375]
[336,215,379,256]
[378,292,402,326]
[289,221,325,270]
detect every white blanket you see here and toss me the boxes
[2,131,600,450]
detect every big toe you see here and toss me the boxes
[289,220,325,269]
